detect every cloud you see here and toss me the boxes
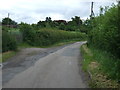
[0,0,117,24]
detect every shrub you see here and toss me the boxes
[2,31,17,52]
[88,5,120,58]
[87,4,120,80]
[25,29,87,46]
[19,23,36,45]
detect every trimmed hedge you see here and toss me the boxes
[19,23,87,46]
[32,29,87,46]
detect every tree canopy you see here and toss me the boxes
[2,17,17,26]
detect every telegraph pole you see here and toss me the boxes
[118,1,120,32]
[90,2,95,18]
[8,13,10,27]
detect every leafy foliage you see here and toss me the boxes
[88,5,119,58]
[19,27,87,46]
[37,16,83,32]
[2,17,17,26]
[86,4,120,80]
[2,31,17,52]
[19,23,36,45]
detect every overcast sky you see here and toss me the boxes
[0,0,117,24]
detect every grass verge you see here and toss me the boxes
[1,51,17,62]
[40,39,81,48]
[18,39,81,49]
[18,43,35,49]
[80,44,120,88]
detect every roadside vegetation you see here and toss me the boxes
[2,16,87,62]
[1,51,17,62]
[19,23,86,47]
[1,2,120,88]
[81,3,120,88]
[81,45,120,88]
[1,40,80,63]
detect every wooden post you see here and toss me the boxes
[8,13,9,27]
[90,2,95,18]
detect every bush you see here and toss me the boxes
[19,23,36,45]
[87,4,120,80]
[19,23,87,46]
[24,29,87,46]
[88,5,120,58]
[2,31,17,52]
[2,26,9,32]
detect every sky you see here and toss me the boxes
[0,0,117,24]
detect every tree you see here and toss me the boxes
[19,23,36,44]
[37,21,46,28]
[45,17,52,22]
[100,6,104,16]
[71,16,82,26]
[45,17,53,28]
[59,23,65,30]
[2,17,17,26]
[65,16,83,31]
[31,24,38,30]
[2,30,17,52]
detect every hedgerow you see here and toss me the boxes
[87,4,120,80]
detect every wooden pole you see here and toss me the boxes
[8,13,10,27]
[90,2,95,18]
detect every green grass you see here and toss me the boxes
[1,51,17,62]
[80,45,93,72]
[0,54,2,63]
[41,39,81,48]
[90,47,120,80]
[18,43,34,49]
[8,28,20,32]
[18,39,81,48]
[80,44,119,88]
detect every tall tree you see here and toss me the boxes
[45,17,52,22]
[2,17,17,26]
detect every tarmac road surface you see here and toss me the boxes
[3,42,88,88]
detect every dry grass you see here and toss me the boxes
[88,61,119,88]
[91,73,119,88]
[89,61,99,71]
